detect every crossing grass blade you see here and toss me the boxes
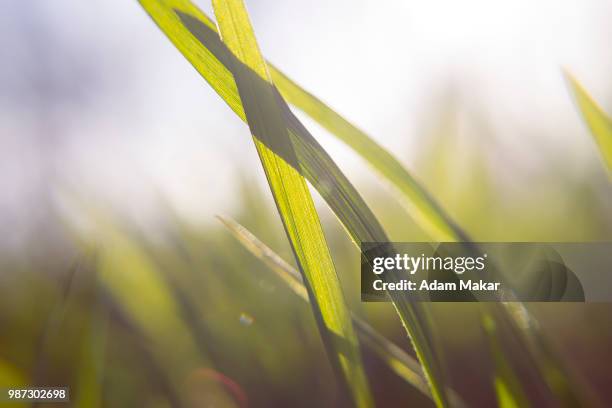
[216,216,426,392]
[210,0,372,406]
[269,68,468,241]
[566,72,612,174]
[217,215,471,408]
[138,1,453,405]
[144,3,388,247]
[137,0,462,244]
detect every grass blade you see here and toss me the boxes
[210,0,372,406]
[217,216,310,301]
[566,72,612,174]
[482,315,530,408]
[137,2,453,405]
[74,297,108,408]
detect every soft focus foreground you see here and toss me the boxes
[1,149,611,406]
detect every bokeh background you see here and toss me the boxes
[1,0,612,406]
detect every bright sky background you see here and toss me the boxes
[1,0,612,246]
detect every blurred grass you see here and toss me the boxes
[0,88,610,405]
[566,72,612,175]
[0,157,610,406]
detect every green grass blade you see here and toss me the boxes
[95,226,202,369]
[210,1,372,406]
[216,216,310,301]
[482,316,530,408]
[218,216,470,408]
[137,2,451,405]
[566,72,612,174]
[269,67,468,241]
[74,299,108,408]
